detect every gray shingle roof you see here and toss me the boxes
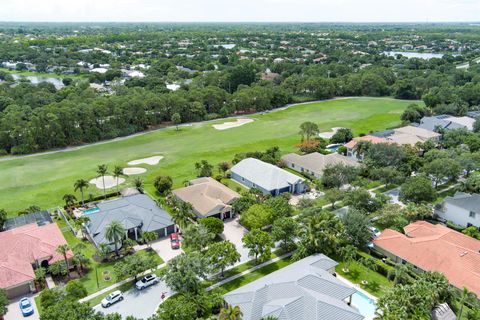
[86,194,173,246]
[418,116,466,131]
[444,192,480,213]
[231,158,304,191]
[224,254,363,320]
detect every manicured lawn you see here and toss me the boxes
[0,67,85,79]
[336,261,393,297]
[0,97,417,214]
[62,229,163,295]
[219,257,294,292]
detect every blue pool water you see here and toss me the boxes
[83,207,100,215]
[351,291,376,319]
[325,143,343,153]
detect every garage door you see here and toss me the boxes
[6,282,32,299]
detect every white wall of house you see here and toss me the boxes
[437,203,480,228]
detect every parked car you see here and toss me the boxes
[19,297,34,317]
[369,226,381,238]
[136,274,160,290]
[101,290,124,308]
[170,232,180,249]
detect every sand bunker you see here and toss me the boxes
[213,118,253,130]
[89,176,126,189]
[128,156,164,166]
[318,127,345,139]
[123,167,147,175]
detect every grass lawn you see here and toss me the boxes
[0,97,417,215]
[219,257,294,292]
[62,230,163,295]
[0,67,86,79]
[336,261,393,297]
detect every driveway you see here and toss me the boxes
[384,188,404,207]
[93,280,173,319]
[4,295,40,320]
[150,237,183,262]
[221,217,250,265]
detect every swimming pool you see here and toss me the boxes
[351,291,377,320]
[83,207,100,215]
[325,143,343,153]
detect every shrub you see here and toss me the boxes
[154,175,173,194]
[199,217,224,235]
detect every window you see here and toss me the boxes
[470,211,476,218]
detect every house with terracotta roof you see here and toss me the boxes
[373,221,480,296]
[0,223,73,298]
[344,135,391,159]
[172,177,240,220]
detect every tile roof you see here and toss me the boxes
[172,177,240,217]
[231,158,305,192]
[281,153,360,176]
[224,254,363,320]
[0,223,72,289]
[373,221,480,296]
[393,125,441,140]
[86,194,173,246]
[344,135,390,149]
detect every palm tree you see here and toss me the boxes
[74,216,90,239]
[458,287,473,319]
[219,305,243,320]
[96,164,108,199]
[360,257,377,285]
[97,243,111,261]
[105,220,125,256]
[339,245,357,273]
[141,231,158,249]
[133,177,144,193]
[56,244,71,279]
[171,200,194,231]
[62,193,77,209]
[74,179,89,207]
[388,263,411,285]
[112,166,124,194]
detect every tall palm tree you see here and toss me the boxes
[96,164,108,199]
[219,305,243,320]
[339,245,357,273]
[360,257,377,285]
[74,179,89,207]
[105,220,125,256]
[56,244,71,279]
[112,166,124,194]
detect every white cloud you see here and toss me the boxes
[1,0,479,22]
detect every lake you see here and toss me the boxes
[383,51,446,60]
[11,74,65,89]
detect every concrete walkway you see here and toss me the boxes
[205,251,294,291]
[79,263,165,303]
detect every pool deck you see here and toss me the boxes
[337,274,378,301]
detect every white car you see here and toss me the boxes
[369,226,381,238]
[101,290,123,308]
[135,274,159,290]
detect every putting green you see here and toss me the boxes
[0,97,417,214]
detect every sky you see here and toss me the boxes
[1,0,480,23]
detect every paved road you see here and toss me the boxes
[93,280,173,319]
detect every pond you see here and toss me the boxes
[11,74,65,89]
[382,51,447,60]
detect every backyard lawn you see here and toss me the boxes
[0,97,417,214]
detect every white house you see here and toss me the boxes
[435,192,480,228]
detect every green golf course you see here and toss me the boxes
[0,97,418,214]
